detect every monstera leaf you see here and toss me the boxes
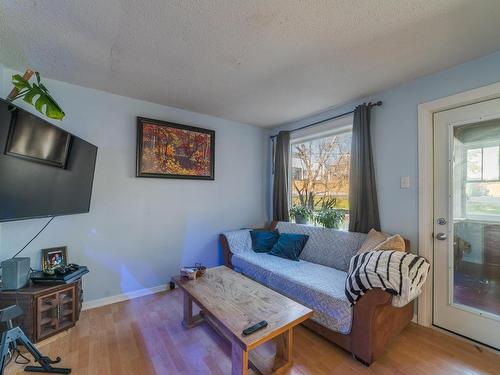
[10,72,65,120]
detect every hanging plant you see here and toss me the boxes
[7,69,65,120]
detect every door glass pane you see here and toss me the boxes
[483,146,499,180]
[466,148,482,180]
[453,121,500,318]
[466,182,500,217]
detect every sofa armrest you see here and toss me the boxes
[220,233,234,269]
[220,222,277,268]
[403,239,411,252]
[350,288,413,364]
[348,238,412,364]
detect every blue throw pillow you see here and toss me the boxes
[250,230,280,253]
[269,233,309,261]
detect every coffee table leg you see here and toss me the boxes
[182,290,194,327]
[273,328,293,370]
[182,291,203,328]
[231,342,248,375]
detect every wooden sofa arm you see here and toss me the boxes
[220,222,277,269]
[302,288,413,365]
[303,237,414,365]
[351,289,413,364]
[220,233,234,269]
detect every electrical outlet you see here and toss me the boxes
[400,176,410,189]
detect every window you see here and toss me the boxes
[464,145,500,218]
[466,146,499,181]
[290,129,351,228]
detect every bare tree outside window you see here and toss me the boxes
[290,132,351,228]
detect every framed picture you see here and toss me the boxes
[41,246,68,272]
[136,117,215,180]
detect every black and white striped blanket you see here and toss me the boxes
[345,250,430,307]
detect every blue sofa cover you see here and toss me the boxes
[223,222,368,334]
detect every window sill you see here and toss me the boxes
[291,222,349,231]
[454,217,500,224]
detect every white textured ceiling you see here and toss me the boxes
[1,1,500,127]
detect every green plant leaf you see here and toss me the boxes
[289,205,313,219]
[23,86,65,120]
[11,72,65,120]
[313,208,346,229]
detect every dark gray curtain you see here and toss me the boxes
[348,104,380,233]
[273,131,290,221]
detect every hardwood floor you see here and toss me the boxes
[5,289,499,375]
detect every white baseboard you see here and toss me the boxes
[82,284,169,311]
[412,314,417,323]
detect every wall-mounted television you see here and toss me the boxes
[5,109,72,168]
[0,98,98,222]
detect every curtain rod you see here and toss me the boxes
[270,101,382,139]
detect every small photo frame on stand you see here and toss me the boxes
[41,246,68,272]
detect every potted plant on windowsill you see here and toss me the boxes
[289,205,312,224]
[314,208,346,229]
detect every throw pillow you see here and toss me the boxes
[373,234,406,252]
[357,229,389,254]
[250,230,280,253]
[269,233,309,261]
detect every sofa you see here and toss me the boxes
[220,221,413,365]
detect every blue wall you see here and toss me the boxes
[0,67,268,304]
[270,51,500,250]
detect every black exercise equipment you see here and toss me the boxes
[0,305,71,374]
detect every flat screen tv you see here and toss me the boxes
[0,98,97,222]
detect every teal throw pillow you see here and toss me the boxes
[269,233,309,261]
[250,230,280,253]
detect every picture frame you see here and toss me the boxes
[41,246,68,272]
[136,117,215,180]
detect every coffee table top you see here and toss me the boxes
[173,266,313,350]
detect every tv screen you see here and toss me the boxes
[0,98,97,222]
[6,109,72,168]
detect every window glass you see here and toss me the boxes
[482,146,499,180]
[463,146,500,218]
[466,148,482,180]
[465,182,500,217]
[290,131,351,228]
[455,123,500,221]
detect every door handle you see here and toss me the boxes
[436,217,447,225]
[436,232,447,241]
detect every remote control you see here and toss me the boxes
[242,320,268,336]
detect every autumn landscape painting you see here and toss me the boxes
[136,118,215,179]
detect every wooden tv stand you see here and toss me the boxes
[0,279,83,343]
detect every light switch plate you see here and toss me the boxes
[400,176,410,189]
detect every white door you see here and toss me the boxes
[433,98,500,350]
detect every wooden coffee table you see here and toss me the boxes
[172,266,313,375]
